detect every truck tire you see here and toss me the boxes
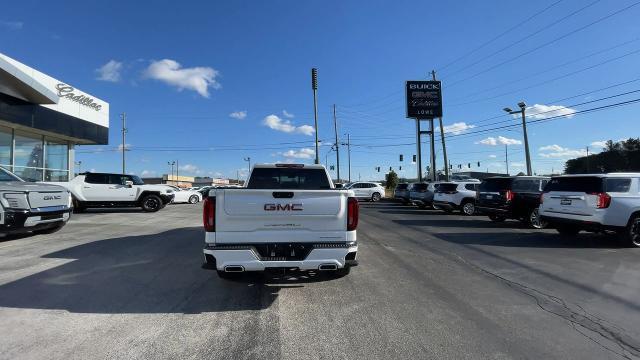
[371,192,381,202]
[141,194,162,212]
[621,215,640,248]
[556,225,580,236]
[72,199,86,213]
[527,208,548,229]
[461,200,475,216]
[329,267,351,278]
[189,195,200,204]
[33,223,65,235]
[217,270,241,280]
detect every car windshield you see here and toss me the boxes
[0,167,23,182]
[130,175,144,185]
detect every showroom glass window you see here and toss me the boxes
[0,126,11,171]
[14,131,43,182]
[45,138,69,181]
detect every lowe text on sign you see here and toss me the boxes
[406,80,442,119]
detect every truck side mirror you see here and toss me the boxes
[125,180,133,188]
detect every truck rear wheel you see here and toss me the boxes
[621,215,640,248]
[141,194,162,212]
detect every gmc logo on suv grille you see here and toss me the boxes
[264,203,303,211]
[43,195,61,200]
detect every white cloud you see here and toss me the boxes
[539,144,587,158]
[118,143,131,151]
[280,148,315,159]
[144,59,220,98]
[539,144,564,152]
[262,115,315,136]
[283,110,295,118]
[590,140,607,148]
[96,60,123,82]
[229,111,247,120]
[0,20,23,30]
[523,104,576,120]
[476,136,522,146]
[435,122,476,135]
[179,164,202,175]
[140,170,156,177]
[488,154,497,158]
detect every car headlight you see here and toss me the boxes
[1,193,30,209]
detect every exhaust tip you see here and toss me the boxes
[224,265,245,273]
[318,264,338,271]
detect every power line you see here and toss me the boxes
[445,0,640,88]
[437,0,566,74]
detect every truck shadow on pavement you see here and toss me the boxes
[0,227,308,314]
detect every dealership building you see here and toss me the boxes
[0,52,109,182]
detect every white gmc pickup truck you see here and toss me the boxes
[202,164,359,279]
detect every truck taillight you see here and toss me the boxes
[590,192,611,209]
[503,190,514,202]
[203,197,216,232]
[347,197,359,231]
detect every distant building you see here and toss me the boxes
[141,174,238,188]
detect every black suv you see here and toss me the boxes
[476,176,550,228]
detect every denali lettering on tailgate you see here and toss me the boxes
[264,203,303,211]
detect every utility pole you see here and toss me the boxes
[176,159,179,187]
[167,161,175,184]
[503,102,532,175]
[505,145,509,175]
[346,133,351,182]
[333,104,340,181]
[432,70,449,181]
[121,113,127,174]
[244,157,251,172]
[429,120,436,181]
[311,68,320,164]
[586,146,590,173]
[416,120,423,182]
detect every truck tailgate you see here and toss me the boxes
[215,189,350,243]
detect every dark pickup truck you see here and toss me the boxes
[475,176,550,229]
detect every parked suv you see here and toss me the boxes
[345,182,385,202]
[409,182,439,208]
[539,173,640,246]
[476,176,550,228]
[53,172,175,212]
[0,167,72,235]
[433,182,478,215]
[394,183,411,204]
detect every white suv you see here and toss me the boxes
[539,173,640,247]
[433,182,479,215]
[345,182,385,202]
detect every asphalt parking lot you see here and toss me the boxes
[1,201,639,360]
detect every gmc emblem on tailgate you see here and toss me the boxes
[264,203,303,211]
[43,195,61,200]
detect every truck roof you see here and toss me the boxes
[253,163,326,169]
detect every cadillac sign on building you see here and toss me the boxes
[405,80,442,119]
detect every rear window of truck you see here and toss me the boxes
[479,178,512,192]
[544,177,604,193]
[247,168,331,189]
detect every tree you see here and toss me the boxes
[385,170,399,190]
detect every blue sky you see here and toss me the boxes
[2,0,640,181]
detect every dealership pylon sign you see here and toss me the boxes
[405,80,442,119]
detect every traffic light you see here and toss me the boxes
[477,161,481,167]
[412,155,416,162]
[330,165,335,170]
[389,166,392,171]
[399,154,404,162]
[468,163,471,168]
[449,164,453,170]
[458,164,462,169]
[376,167,380,172]
[399,166,402,170]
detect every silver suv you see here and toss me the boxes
[409,182,439,209]
[539,173,640,247]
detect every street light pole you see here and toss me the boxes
[244,157,251,172]
[333,104,340,182]
[311,68,320,164]
[121,113,127,174]
[504,102,532,176]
